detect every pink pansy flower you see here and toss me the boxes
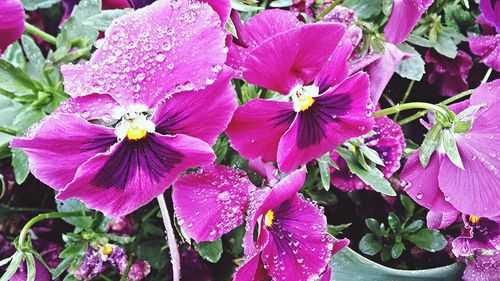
[330,116,405,191]
[226,10,374,173]
[11,0,237,217]
[384,0,434,45]
[0,0,24,53]
[451,215,500,258]
[400,79,500,224]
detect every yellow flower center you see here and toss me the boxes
[101,244,114,255]
[265,210,274,227]
[469,215,480,224]
[126,126,147,140]
[298,95,315,111]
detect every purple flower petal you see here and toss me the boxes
[439,101,500,218]
[384,0,433,45]
[426,210,459,229]
[469,35,500,72]
[10,114,116,191]
[243,23,345,94]
[202,0,230,24]
[314,40,353,92]
[277,72,373,173]
[152,68,237,146]
[470,79,500,106]
[61,0,227,107]
[248,157,279,187]
[462,251,500,281]
[226,99,295,163]
[233,251,271,281]
[261,194,337,281]
[11,258,51,281]
[479,0,500,31]
[452,216,500,257]
[55,94,121,121]
[172,164,253,242]
[57,133,214,217]
[0,0,24,53]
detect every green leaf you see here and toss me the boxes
[213,135,229,163]
[391,242,405,259]
[359,234,382,256]
[230,0,263,12]
[337,148,396,196]
[396,44,425,81]
[2,42,26,69]
[382,0,393,16]
[434,32,457,58]
[269,0,291,8]
[442,129,463,169]
[13,105,45,132]
[137,240,168,270]
[419,123,442,168]
[59,242,88,259]
[400,195,415,218]
[193,239,223,263]
[25,253,36,281]
[56,198,93,228]
[12,148,29,184]
[360,145,385,166]
[407,34,436,48]
[330,247,465,280]
[226,225,245,257]
[404,220,424,233]
[60,0,102,47]
[405,228,447,252]
[0,59,41,95]
[380,245,392,262]
[365,218,382,235]
[0,251,23,281]
[455,104,484,121]
[307,189,338,206]
[0,96,21,147]
[20,0,60,10]
[318,153,332,190]
[387,212,401,232]
[21,35,45,72]
[0,256,12,267]
[52,257,74,279]
[343,0,384,19]
[83,9,132,31]
[327,223,351,236]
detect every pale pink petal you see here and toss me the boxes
[426,210,459,229]
[55,94,121,121]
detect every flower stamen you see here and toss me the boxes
[265,210,274,227]
[469,215,480,225]
[126,125,148,140]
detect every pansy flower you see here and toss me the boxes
[400,79,500,225]
[452,215,500,257]
[425,49,473,97]
[330,116,405,191]
[234,168,349,280]
[226,10,374,173]
[11,0,237,217]
[0,0,24,53]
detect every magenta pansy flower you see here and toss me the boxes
[172,164,253,242]
[11,0,237,217]
[400,79,500,222]
[226,10,374,173]
[384,0,433,45]
[425,49,473,97]
[330,116,405,191]
[451,215,500,257]
[234,168,349,281]
[0,0,24,53]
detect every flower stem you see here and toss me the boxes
[393,80,415,121]
[0,126,17,136]
[316,0,343,21]
[481,68,492,84]
[374,102,448,118]
[157,194,180,281]
[397,90,473,125]
[18,212,84,250]
[24,22,57,45]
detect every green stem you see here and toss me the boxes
[374,102,448,118]
[0,89,16,100]
[24,22,57,45]
[18,212,84,250]
[398,90,473,125]
[59,47,91,64]
[393,80,415,121]
[316,0,342,21]
[481,68,492,84]
[0,126,17,136]
[157,194,180,281]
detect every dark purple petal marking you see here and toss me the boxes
[155,111,190,135]
[296,93,352,148]
[271,109,296,127]
[82,134,117,152]
[91,135,183,189]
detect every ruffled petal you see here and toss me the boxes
[203,0,230,24]
[10,114,116,191]
[277,72,373,173]
[400,151,458,213]
[172,164,253,242]
[243,24,345,94]
[57,133,214,217]
[55,94,121,121]
[0,0,24,52]
[261,194,334,281]
[61,0,227,108]
[462,251,500,281]
[470,78,500,106]
[383,0,433,45]
[426,210,459,229]
[248,158,279,187]
[233,252,271,281]
[226,99,295,163]
[152,68,237,145]
[439,101,500,218]
[314,40,353,92]
[469,35,500,72]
